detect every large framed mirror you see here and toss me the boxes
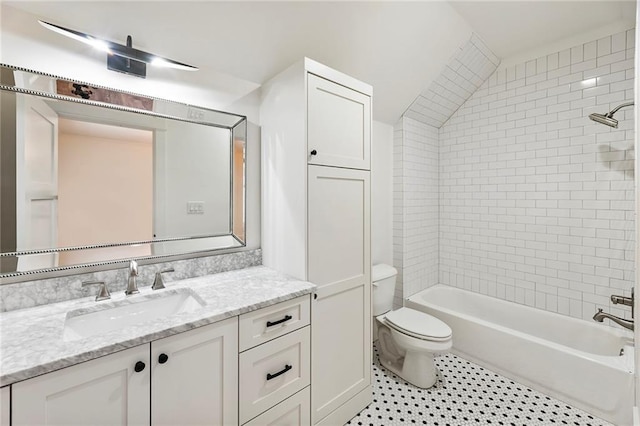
[0,64,247,280]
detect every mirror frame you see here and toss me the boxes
[0,64,247,282]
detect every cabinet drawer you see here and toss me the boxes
[243,387,310,426]
[239,327,310,424]
[239,295,310,351]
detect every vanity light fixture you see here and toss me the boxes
[38,20,198,78]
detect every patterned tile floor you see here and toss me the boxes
[346,345,612,426]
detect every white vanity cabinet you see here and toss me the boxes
[151,318,238,425]
[261,58,372,425]
[12,345,151,425]
[11,318,238,426]
[7,296,313,426]
[238,295,311,425]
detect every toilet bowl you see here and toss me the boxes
[373,264,452,388]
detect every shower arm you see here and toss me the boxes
[607,101,634,117]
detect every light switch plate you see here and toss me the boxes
[187,201,205,214]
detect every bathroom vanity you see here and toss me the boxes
[0,58,373,426]
[0,266,315,425]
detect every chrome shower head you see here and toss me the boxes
[588,101,634,128]
[588,112,618,128]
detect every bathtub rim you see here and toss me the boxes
[406,284,634,373]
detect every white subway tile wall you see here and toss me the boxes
[394,117,439,305]
[439,29,635,323]
[394,34,501,307]
[393,119,405,309]
[404,34,500,128]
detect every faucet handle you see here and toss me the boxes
[152,268,175,290]
[82,281,111,301]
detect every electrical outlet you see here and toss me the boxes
[187,201,205,214]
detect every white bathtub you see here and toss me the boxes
[406,285,635,426]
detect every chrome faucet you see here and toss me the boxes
[125,260,140,295]
[593,288,634,331]
[593,309,633,331]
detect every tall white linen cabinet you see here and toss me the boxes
[261,58,372,425]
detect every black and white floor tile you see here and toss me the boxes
[346,345,612,426]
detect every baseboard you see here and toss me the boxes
[315,386,372,426]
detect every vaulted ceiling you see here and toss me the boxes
[2,1,636,125]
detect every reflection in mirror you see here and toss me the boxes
[0,64,246,279]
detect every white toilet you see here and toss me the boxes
[373,264,452,388]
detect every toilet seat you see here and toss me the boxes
[385,308,452,342]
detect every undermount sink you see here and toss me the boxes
[63,289,206,341]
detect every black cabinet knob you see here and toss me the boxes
[158,353,169,364]
[134,361,146,373]
[310,149,317,156]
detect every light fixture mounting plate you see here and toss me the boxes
[107,55,146,78]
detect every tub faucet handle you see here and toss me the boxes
[610,288,634,318]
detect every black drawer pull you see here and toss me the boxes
[158,353,169,364]
[266,364,292,380]
[266,315,293,327]
[134,361,146,373]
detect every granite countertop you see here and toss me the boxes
[0,266,315,387]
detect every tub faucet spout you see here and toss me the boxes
[593,308,633,331]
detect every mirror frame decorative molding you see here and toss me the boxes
[0,64,247,282]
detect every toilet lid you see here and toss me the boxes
[385,308,452,341]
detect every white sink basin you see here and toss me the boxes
[63,289,206,341]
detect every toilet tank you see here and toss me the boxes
[372,264,397,316]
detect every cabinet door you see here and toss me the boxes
[307,165,371,423]
[151,317,238,426]
[307,73,371,170]
[12,345,150,426]
[0,386,9,426]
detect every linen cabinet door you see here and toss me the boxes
[151,317,238,426]
[307,165,371,423]
[12,345,150,426]
[307,73,371,170]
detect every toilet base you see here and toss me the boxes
[375,312,451,389]
[378,348,439,389]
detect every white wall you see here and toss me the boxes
[0,5,258,111]
[372,120,393,266]
[154,121,230,238]
[58,130,153,264]
[439,29,636,324]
